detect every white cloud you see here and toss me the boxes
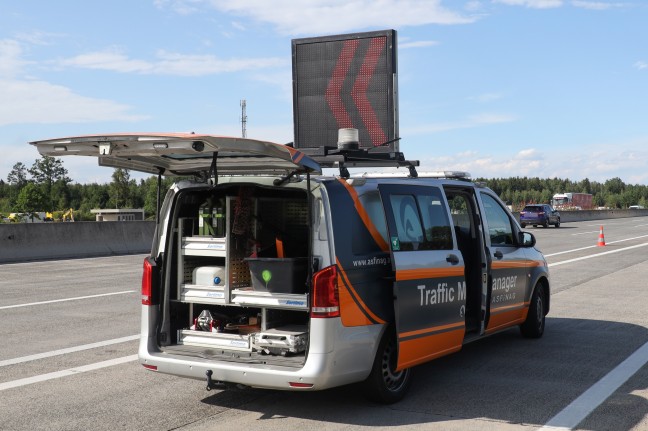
[493,0,563,8]
[571,1,622,10]
[635,61,648,70]
[0,39,146,127]
[468,93,503,102]
[400,40,439,49]
[465,1,485,12]
[57,49,154,73]
[413,141,648,183]
[153,0,203,15]
[55,48,286,76]
[231,21,246,31]
[14,31,63,46]
[407,112,516,134]
[154,50,287,75]
[159,0,477,35]
[0,39,28,78]
[0,79,148,126]
[417,148,544,178]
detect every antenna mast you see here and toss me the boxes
[240,99,247,138]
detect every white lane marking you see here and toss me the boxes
[0,355,138,392]
[634,223,648,228]
[0,254,147,267]
[570,230,599,236]
[545,233,648,257]
[539,340,648,430]
[0,335,139,368]
[548,242,648,267]
[0,290,135,310]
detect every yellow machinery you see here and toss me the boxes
[61,208,75,222]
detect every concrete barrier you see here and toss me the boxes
[1,209,647,264]
[513,209,648,223]
[0,221,155,263]
[555,209,648,222]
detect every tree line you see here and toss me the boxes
[0,156,175,221]
[1,156,647,221]
[478,176,648,210]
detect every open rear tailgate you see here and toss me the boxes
[30,133,321,176]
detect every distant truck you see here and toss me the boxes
[551,193,593,210]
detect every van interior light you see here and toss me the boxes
[53,145,67,152]
[153,143,168,149]
[99,143,113,156]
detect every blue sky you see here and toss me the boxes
[1,0,647,185]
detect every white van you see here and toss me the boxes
[32,133,550,403]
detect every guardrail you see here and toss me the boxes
[0,221,155,263]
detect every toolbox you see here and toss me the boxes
[253,325,308,355]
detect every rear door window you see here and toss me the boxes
[387,188,453,251]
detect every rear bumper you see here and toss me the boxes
[520,216,547,224]
[138,313,383,391]
[139,349,342,390]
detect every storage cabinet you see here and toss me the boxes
[174,194,310,351]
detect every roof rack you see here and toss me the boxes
[353,171,471,180]
[303,146,420,178]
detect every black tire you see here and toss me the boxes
[542,219,549,228]
[520,223,526,228]
[363,328,412,404]
[520,283,546,338]
[554,219,560,228]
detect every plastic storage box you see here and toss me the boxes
[192,266,226,286]
[245,258,307,293]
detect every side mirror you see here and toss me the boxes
[519,231,536,247]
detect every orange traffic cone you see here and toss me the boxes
[597,225,606,247]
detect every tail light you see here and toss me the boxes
[311,265,339,318]
[142,257,157,306]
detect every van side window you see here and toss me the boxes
[417,194,453,250]
[354,192,389,254]
[447,194,472,231]
[388,189,452,251]
[480,193,514,245]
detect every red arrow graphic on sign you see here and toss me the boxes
[352,37,387,147]
[325,39,358,129]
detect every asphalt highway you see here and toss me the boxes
[1,217,647,431]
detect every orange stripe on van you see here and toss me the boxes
[293,152,304,163]
[491,260,545,269]
[491,261,528,269]
[338,179,390,252]
[396,328,464,370]
[396,266,464,281]
[485,304,528,333]
[490,301,528,314]
[336,258,386,326]
[399,321,464,339]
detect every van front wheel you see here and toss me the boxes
[520,283,546,338]
[362,328,412,404]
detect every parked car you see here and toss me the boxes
[520,204,560,228]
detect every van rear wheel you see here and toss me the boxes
[362,328,411,404]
